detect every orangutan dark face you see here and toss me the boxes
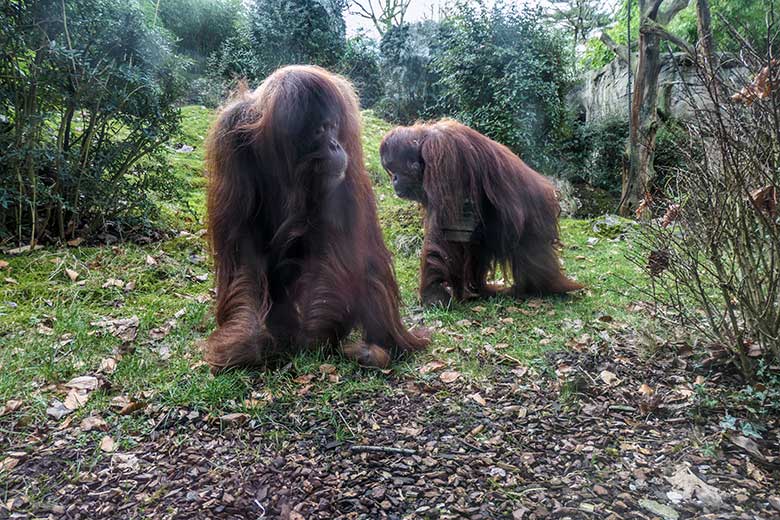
[380,130,426,203]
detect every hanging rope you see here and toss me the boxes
[627,0,632,137]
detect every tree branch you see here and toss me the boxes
[641,0,667,20]
[642,20,695,57]
[600,32,630,64]
[658,0,690,25]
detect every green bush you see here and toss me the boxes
[156,0,243,62]
[250,0,346,77]
[374,21,443,124]
[562,116,628,195]
[0,0,187,245]
[338,34,383,108]
[207,27,261,84]
[431,1,571,172]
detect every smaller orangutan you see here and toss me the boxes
[380,119,583,306]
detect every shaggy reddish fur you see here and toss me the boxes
[204,66,428,372]
[380,119,582,305]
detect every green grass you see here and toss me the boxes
[0,106,648,436]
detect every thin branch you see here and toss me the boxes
[658,0,690,25]
[641,0,667,20]
[642,20,696,57]
[349,445,417,456]
[600,31,630,64]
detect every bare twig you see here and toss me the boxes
[600,32,630,64]
[349,445,417,456]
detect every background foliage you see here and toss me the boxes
[0,0,187,245]
[432,2,571,171]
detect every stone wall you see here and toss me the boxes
[569,53,745,123]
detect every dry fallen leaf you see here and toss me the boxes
[419,360,446,375]
[0,260,8,270]
[746,460,765,482]
[65,268,79,282]
[46,399,72,420]
[318,364,337,375]
[64,389,89,410]
[102,278,124,289]
[599,370,620,386]
[100,435,116,452]
[727,433,777,465]
[67,237,84,247]
[80,415,108,432]
[468,393,487,406]
[665,464,724,509]
[439,370,461,384]
[112,453,140,471]
[145,255,158,266]
[638,383,654,396]
[110,395,145,415]
[293,374,315,385]
[91,316,139,343]
[0,457,20,472]
[99,357,117,374]
[65,375,100,391]
[0,399,22,416]
[556,364,574,378]
[220,412,249,426]
[398,424,423,436]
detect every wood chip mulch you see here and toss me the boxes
[2,342,778,519]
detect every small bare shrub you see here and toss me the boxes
[635,29,780,378]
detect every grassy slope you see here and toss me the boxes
[0,106,646,435]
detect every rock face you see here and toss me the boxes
[569,53,746,123]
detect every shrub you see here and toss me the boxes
[375,21,443,124]
[250,0,347,77]
[207,27,262,85]
[338,34,383,108]
[562,116,628,195]
[156,0,242,62]
[635,47,780,378]
[0,0,187,245]
[431,1,571,172]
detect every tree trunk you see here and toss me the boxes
[621,29,663,217]
[696,0,715,70]
[618,0,691,218]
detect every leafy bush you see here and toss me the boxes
[431,1,571,172]
[374,21,443,123]
[559,116,683,205]
[562,116,628,195]
[338,34,383,108]
[207,27,261,84]
[250,0,347,77]
[0,0,187,245]
[156,0,243,61]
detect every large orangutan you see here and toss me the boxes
[380,119,583,306]
[204,65,428,372]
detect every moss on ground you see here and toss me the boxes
[0,106,648,435]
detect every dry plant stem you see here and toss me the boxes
[631,17,780,376]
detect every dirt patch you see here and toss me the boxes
[2,343,778,519]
